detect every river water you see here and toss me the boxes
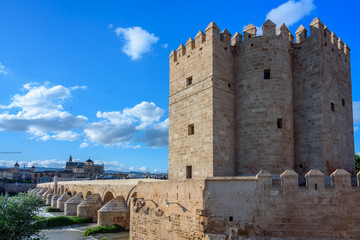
[38,207,129,240]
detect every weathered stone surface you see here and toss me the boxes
[51,194,60,208]
[46,193,53,205]
[77,193,102,222]
[64,192,83,216]
[57,192,71,211]
[98,196,128,228]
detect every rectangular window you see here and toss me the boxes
[331,103,335,112]
[342,98,345,107]
[188,124,194,135]
[264,69,270,79]
[277,118,283,129]
[186,166,192,179]
[186,76,193,86]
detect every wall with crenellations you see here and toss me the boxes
[130,169,360,240]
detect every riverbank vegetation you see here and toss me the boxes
[45,207,60,212]
[83,224,125,236]
[0,193,44,240]
[37,215,92,228]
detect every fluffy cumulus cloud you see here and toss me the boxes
[140,118,169,147]
[83,101,168,148]
[115,26,159,60]
[0,83,87,141]
[0,83,168,148]
[248,0,315,36]
[266,0,315,27]
[0,62,9,75]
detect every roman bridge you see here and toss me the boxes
[30,178,162,227]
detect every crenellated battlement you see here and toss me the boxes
[169,17,350,63]
[256,168,360,189]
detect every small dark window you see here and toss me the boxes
[186,166,192,179]
[324,31,326,37]
[186,76,193,86]
[199,47,203,51]
[264,69,270,79]
[188,124,194,135]
[229,216,233,222]
[342,99,345,107]
[331,103,335,112]
[314,183,318,190]
[251,43,254,46]
[324,42,327,46]
[228,83,231,88]
[248,35,251,38]
[332,48,334,52]
[224,47,227,50]
[299,164,303,169]
[277,118,283,129]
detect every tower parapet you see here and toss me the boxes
[168,17,354,180]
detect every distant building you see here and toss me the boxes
[0,155,105,183]
[65,155,104,180]
[0,168,13,180]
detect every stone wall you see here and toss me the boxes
[235,23,294,175]
[130,180,206,240]
[130,170,360,240]
[292,18,354,176]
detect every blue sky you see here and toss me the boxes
[0,0,359,172]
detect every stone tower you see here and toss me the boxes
[168,17,354,181]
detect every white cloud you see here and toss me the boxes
[353,101,360,124]
[80,142,89,148]
[0,159,66,169]
[139,118,169,147]
[115,26,159,60]
[84,101,168,147]
[161,43,168,49]
[0,62,8,75]
[40,131,82,141]
[266,0,315,27]
[139,166,148,172]
[0,83,87,140]
[247,0,315,37]
[70,85,87,91]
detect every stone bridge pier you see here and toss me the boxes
[36,178,160,228]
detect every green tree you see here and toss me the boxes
[0,193,44,240]
[356,153,360,174]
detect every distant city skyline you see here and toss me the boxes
[0,0,359,172]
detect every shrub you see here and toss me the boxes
[83,224,124,236]
[45,207,60,212]
[39,216,92,228]
[0,193,44,240]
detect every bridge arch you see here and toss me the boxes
[85,191,92,199]
[102,191,115,205]
[72,191,77,196]
[126,185,138,208]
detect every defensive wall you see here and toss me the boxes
[34,169,360,239]
[130,169,360,239]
